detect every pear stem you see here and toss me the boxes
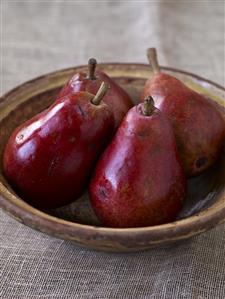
[147,48,160,74]
[88,58,97,80]
[142,96,155,116]
[91,82,108,105]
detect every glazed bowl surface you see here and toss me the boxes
[0,63,225,252]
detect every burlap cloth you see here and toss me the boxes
[1,1,225,298]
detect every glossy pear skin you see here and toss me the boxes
[60,70,133,128]
[3,92,114,208]
[89,104,186,228]
[142,73,225,177]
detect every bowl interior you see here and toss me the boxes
[0,64,225,228]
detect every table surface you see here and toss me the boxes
[1,1,225,298]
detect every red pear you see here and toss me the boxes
[3,83,114,208]
[89,97,186,228]
[142,48,225,177]
[60,58,133,129]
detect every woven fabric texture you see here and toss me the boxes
[1,1,225,298]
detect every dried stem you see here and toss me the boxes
[91,82,108,105]
[147,48,160,74]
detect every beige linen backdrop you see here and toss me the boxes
[0,1,225,298]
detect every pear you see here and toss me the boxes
[60,58,133,129]
[89,97,186,228]
[142,48,225,176]
[3,83,114,208]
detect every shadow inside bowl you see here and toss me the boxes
[44,150,225,226]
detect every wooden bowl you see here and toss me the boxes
[0,63,225,252]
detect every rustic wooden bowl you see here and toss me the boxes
[0,63,225,252]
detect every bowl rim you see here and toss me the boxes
[0,62,225,242]
[1,63,225,100]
